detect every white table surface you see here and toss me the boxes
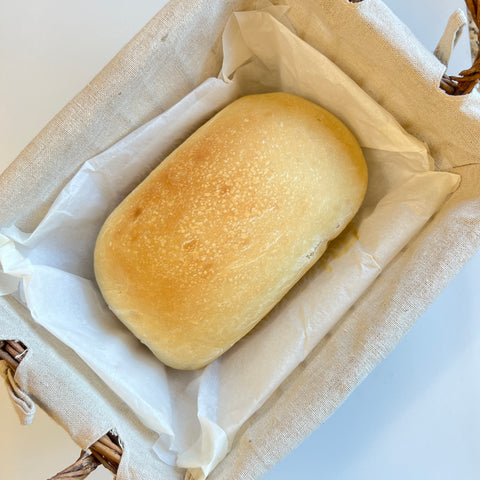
[1,1,479,479]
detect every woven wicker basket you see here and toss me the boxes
[1,1,479,478]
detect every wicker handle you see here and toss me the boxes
[440,0,480,94]
[0,340,122,479]
[349,0,480,94]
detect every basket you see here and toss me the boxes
[1,0,480,478]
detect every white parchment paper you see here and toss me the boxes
[0,7,460,479]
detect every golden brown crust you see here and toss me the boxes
[94,93,368,370]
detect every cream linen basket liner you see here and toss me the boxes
[1,0,480,479]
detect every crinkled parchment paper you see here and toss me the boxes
[0,6,460,479]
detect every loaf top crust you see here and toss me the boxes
[94,93,368,369]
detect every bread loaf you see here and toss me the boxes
[94,92,368,370]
